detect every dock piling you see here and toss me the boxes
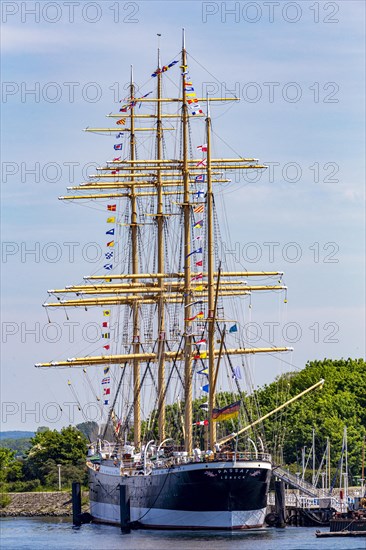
[119,484,131,534]
[72,481,82,526]
[275,480,286,528]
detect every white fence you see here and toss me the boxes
[267,491,354,512]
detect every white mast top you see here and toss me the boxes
[130,64,134,86]
[157,33,161,68]
[182,27,186,50]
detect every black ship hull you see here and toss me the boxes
[89,459,271,529]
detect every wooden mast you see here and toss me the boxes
[130,65,141,449]
[182,28,193,455]
[206,101,216,450]
[156,43,166,443]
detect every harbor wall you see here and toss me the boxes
[0,491,89,517]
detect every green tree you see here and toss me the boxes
[0,448,16,483]
[36,426,50,434]
[24,426,88,487]
[256,358,366,476]
[76,421,99,442]
[0,448,24,492]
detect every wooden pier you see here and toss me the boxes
[316,530,366,538]
[266,492,333,526]
[265,465,366,527]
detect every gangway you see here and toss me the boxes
[271,465,343,511]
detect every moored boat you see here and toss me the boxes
[36,30,324,530]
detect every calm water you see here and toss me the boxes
[1,518,365,550]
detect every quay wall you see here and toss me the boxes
[0,491,89,517]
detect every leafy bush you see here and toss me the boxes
[0,492,11,508]
[7,479,41,493]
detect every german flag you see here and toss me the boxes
[212,400,240,422]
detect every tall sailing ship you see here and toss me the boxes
[36,32,323,530]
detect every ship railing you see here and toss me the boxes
[120,460,136,469]
[88,440,116,459]
[216,451,272,462]
[146,450,272,468]
[87,445,271,469]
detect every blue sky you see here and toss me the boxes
[1,1,365,431]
